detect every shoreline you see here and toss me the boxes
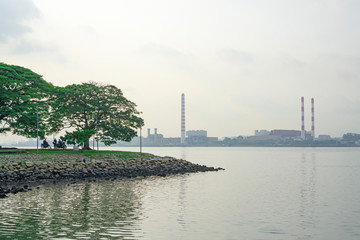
[0,153,224,198]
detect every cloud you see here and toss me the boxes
[0,0,40,41]
[10,39,56,54]
[0,1,66,63]
[139,43,196,72]
[218,48,253,64]
[286,57,308,68]
[140,43,184,57]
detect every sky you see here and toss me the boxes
[1,0,360,143]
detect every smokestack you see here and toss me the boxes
[147,128,151,137]
[311,98,315,138]
[154,128,157,135]
[301,97,305,139]
[181,93,185,144]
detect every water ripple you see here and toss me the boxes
[0,179,144,239]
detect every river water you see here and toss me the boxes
[1,147,360,240]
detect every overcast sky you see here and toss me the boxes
[1,0,360,143]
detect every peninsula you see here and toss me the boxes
[0,149,224,198]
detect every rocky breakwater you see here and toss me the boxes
[0,155,224,198]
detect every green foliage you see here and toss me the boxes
[49,82,144,148]
[62,129,95,147]
[0,62,54,138]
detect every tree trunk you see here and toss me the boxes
[83,139,91,150]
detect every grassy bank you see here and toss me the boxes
[0,148,152,156]
[0,148,154,163]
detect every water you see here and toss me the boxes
[1,147,360,240]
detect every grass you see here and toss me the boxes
[0,148,154,159]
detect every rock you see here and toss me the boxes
[10,186,19,194]
[26,162,34,167]
[0,154,224,191]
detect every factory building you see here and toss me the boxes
[185,130,218,145]
[270,129,301,138]
[254,130,270,136]
[252,129,312,139]
[144,128,182,146]
[186,130,207,144]
[145,128,164,145]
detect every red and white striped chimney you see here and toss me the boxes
[181,93,185,144]
[311,98,315,138]
[301,96,305,139]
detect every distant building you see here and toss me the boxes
[186,130,207,137]
[318,135,331,140]
[141,128,218,146]
[254,130,270,136]
[163,137,181,145]
[186,130,207,145]
[270,129,301,138]
[145,128,164,145]
[207,137,219,143]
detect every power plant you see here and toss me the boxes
[116,95,359,147]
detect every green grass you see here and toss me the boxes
[0,148,154,159]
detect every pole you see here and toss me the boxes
[96,115,99,153]
[36,111,39,154]
[139,126,142,153]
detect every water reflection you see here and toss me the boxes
[180,147,187,160]
[299,151,317,231]
[0,179,143,239]
[176,176,187,231]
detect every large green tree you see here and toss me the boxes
[0,62,53,138]
[49,82,144,149]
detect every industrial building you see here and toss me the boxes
[144,128,164,145]
[270,129,301,138]
[254,130,270,136]
[186,130,208,145]
[144,128,181,146]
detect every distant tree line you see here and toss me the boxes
[342,133,360,142]
[0,62,144,149]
